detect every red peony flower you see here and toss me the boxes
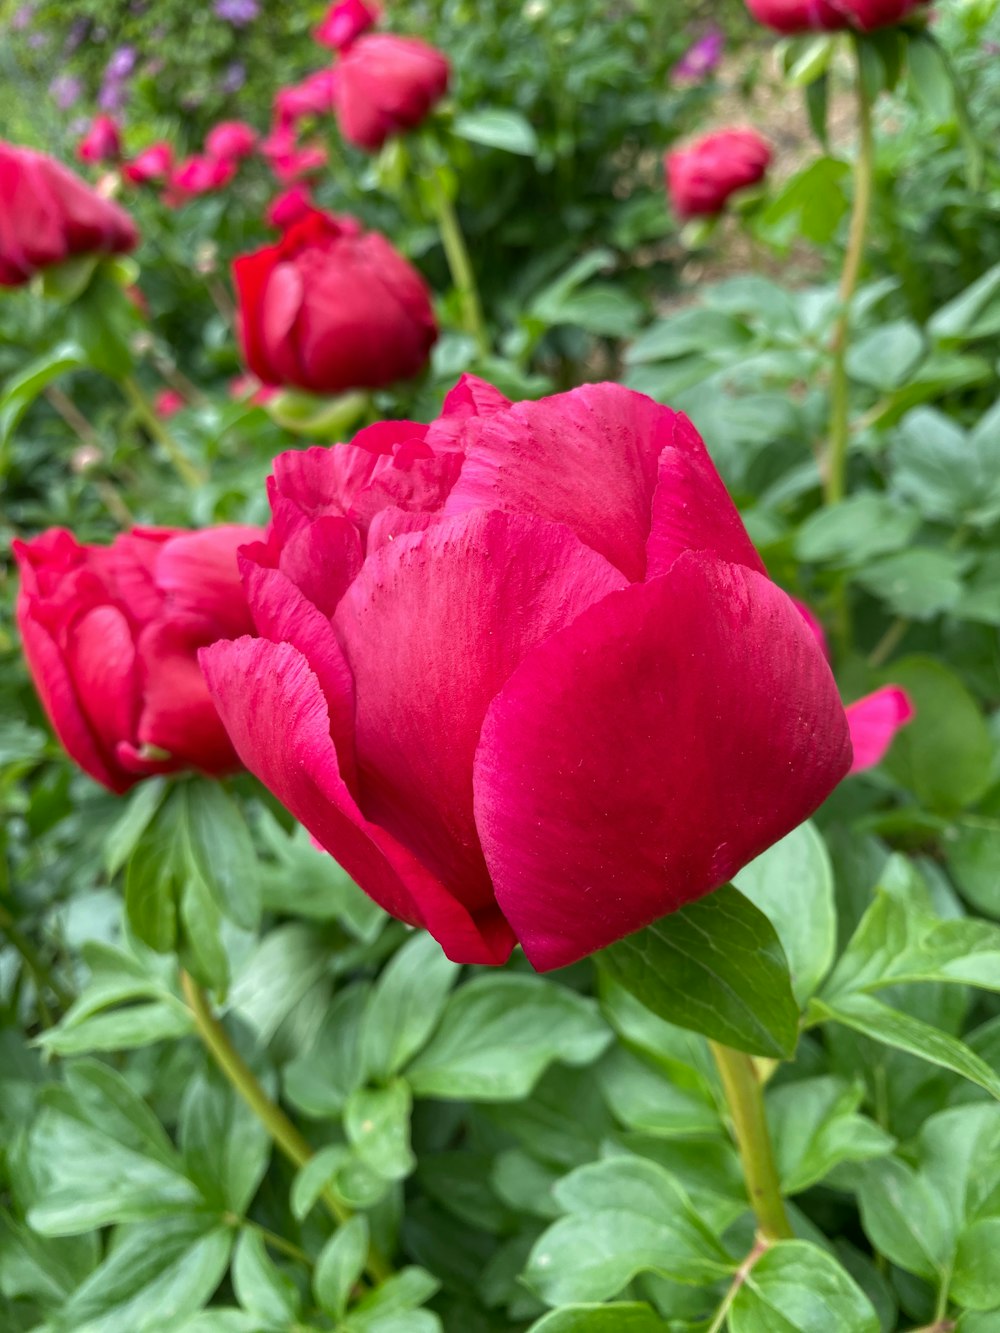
[200,376,853,970]
[76,114,122,165]
[333,34,449,152]
[666,128,772,219]
[123,142,174,186]
[14,525,262,792]
[314,0,380,51]
[0,141,138,287]
[165,154,237,205]
[265,184,314,229]
[233,208,437,394]
[205,120,258,162]
[746,0,925,32]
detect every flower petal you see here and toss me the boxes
[445,383,675,580]
[646,413,765,577]
[334,508,627,909]
[200,636,515,964]
[473,554,851,970]
[845,685,914,774]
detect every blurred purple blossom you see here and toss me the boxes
[214,0,259,25]
[49,74,84,108]
[64,18,89,53]
[98,80,128,112]
[106,45,138,79]
[12,4,35,31]
[69,116,90,137]
[27,30,48,48]
[221,60,247,93]
[672,26,724,83]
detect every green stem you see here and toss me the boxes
[0,901,72,1015]
[235,1216,313,1267]
[824,37,875,508]
[121,376,206,489]
[180,972,392,1284]
[427,169,490,358]
[709,1042,792,1242]
[705,1236,770,1333]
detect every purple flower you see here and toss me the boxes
[27,30,48,48]
[672,26,725,83]
[64,18,90,53]
[213,0,259,25]
[98,80,128,112]
[49,74,84,109]
[221,60,247,93]
[106,45,138,79]
[12,4,35,31]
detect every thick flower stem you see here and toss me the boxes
[121,375,207,489]
[427,170,490,358]
[824,37,875,508]
[180,971,393,1285]
[709,1041,792,1242]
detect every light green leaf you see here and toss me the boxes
[230,1230,300,1324]
[857,1158,951,1280]
[524,1156,733,1304]
[625,309,752,365]
[284,981,369,1117]
[769,1077,895,1194]
[453,108,539,155]
[52,1213,232,1333]
[180,1068,271,1214]
[846,320,925,391]
[0,341,88,454]
[599,886,799,1058]
[407,975,609,1100]
[181,782,260,932]
[527,1305,669,1331]
[359,931,459,1081]
[929,262,1000,342]
[854,548,968,620]
[36,1003,192,1055]
[953,1219,1000,1310]
[104,781,168,878]
[794,492,920,566]
[730,1240,879,1332]
[315,1216,369,1318]
[891,405,1000,529]
[734,822,835,1005]
[807,994,1000,1100]
[597,1047,720,1137]
[344,1079,415,1182]
[290,1144,349,1222]
[878,657,994,813]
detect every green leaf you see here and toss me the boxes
[180,782,261,931]
[344,1080,415,1183]
[794,492,920,566]
[347,1266,440,1328]
[290,1144,349,1222]
[854,548,968,620]
[878,657,993,812]
[256,813,385,938]
[407,974,609,1100]
[769,1077,895,1194]
[891,405,1000,528]
[946,810,1000,916]
[28,1062,198,1236]
[179,856,229,995]
[36,1003,192,1055]
[180,1068,271,1214]
[929,262,1000,343]
[599,886,799,1058]
[104,780,168,878]
[597,1046,721,1137]
[953,1218,1000,1311]
[230,1230,300,1324]
[452,108,539,155]
[314,1215,369,1318]
[0,341,88,455]
[52,1213,233,1333]
[857,1157,951,1280]
[733,822,835,1005]
[524,1156,733,1304]
[805,73,830,146]
[729,1240,879,1332]
[284,981,369,1117]
[907,31,955,124]
[526,1305,669,1332]
[124,808,180,955]
[846,320,925,391]
[782,33,836,86]
[756,157,849,250]
[807,994,1000,1100]
[229,920,333,1048]
[359,931,459,1081]
[625,309,752,365]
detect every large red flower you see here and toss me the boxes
[0,141,137,287]
[233,208,437,394]
[201,377,852,970]
[14,525,261,792]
